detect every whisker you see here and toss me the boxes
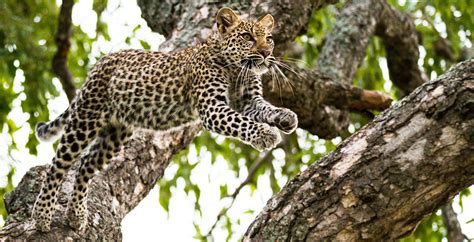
[273,65,295,96]
[276,57,310,68]
[273,61,302,80]
[272,67,283,102]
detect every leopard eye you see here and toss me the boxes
[241,33,254,42]
[266,36,273,43]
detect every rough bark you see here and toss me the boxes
[244,59,474,241]
[0,0,445,241]
[52,0,76,102]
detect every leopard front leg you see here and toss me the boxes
[242,98,298,134]
[195,80,281,151]
[231,76,298,134]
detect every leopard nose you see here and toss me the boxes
[258,49,271,58]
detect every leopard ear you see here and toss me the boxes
[257,14,274,33]
[216,7,240,34]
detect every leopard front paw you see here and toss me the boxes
[271,108,298,134]
[250,124,281,151]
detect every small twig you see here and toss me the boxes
[441,202,469,242]
[203,151,273,239]
[203,136,292,239]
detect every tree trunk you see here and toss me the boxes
[1,0,472,240]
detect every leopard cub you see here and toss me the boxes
[32,7,298,232]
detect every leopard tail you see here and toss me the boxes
[35,108,69,142]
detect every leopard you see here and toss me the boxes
[31,7,298,232]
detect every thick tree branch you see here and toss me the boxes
[52,0,76,102]
[244,60,474,241]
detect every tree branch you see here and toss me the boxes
[375,0,425,96]
[244,59,474,241]
[52,0,76,102]
[441,202,467,242]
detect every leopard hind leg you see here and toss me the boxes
[66,123,132,231]
[32,116,103,232]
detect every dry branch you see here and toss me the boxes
[52,0,76,102]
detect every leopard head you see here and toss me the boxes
[215,7,275,75]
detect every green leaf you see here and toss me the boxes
[158,184,171,212]
[139,40,151,50]
[219,184,228,199]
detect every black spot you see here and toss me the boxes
[216,95,226,102]
[71,143,79,153]
[77,132,86,141]
[87,167,94,174]
[67,134,75,143]
[88,130,96,138]
[63,153,72,161]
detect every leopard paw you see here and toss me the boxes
[271,108,298,134]
[250,124,281,151]
[32,200,52,232]
[33,216,52,233]
[67,204,88,231]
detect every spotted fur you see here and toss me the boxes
[32,7,298,232]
